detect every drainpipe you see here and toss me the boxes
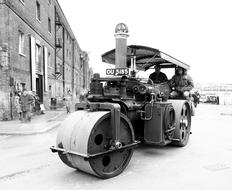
[62,26,65,96]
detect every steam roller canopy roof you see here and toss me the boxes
[102,45,190,71]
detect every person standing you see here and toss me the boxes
[34,95,41,115]
[31,91,36,114]
[64,90,72,114]
[14,92,22,120]
[79,89,88,103]
[20,89,34,122]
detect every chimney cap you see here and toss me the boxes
[115,23,128,34]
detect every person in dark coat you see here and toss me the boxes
[34,95,41,115]
[149,65,168,84]
[169,67,194,99]
[20,89,34,122]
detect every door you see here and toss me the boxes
[36,75,43,103]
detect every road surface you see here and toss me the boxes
[0,104,231,190]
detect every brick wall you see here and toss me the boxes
[0,4,11,120]
[0,0,90,120]
[5,0,55,47]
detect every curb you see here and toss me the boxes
[0,122,61,136]
[46,111,65,122]
[0,111,66,136]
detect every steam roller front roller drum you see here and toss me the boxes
[168,100,191,147]
[56,110,135,178]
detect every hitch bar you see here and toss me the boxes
[50,141,140,161]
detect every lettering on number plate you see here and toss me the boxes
[106,68,129,76]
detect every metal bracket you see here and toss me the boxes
[50,141,140,161]
[139,93,156,121]
[75,102,122,147]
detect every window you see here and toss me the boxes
[35,44,42,73]
[49,85,52,97]
[18,31,25,55]
[19,0,25,4]
[48,17,51,33]
[48,52,51,67]
[36,1,41,21]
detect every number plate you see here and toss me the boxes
[106,68,129,76]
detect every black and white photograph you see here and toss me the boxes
[0,0,231,189]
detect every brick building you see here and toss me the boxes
[0,0,91,120]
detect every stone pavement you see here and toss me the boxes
[0,108,68,135]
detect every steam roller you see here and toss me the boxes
[50,23,195,178]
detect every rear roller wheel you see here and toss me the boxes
[168,100,191,146]
[56,111,134,178]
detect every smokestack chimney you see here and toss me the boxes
[115,23,129,68]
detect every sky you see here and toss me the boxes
[58,0,232,84]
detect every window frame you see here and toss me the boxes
[48,17,51,33]
[19,0,25,5]
[35,43,42,73]
[36,1,41,22]
[18,30,25,56]
[48,52,52,68]
[66,31,69,41]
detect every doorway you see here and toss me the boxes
[36,75,43,102]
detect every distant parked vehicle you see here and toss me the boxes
[205,95,219,104]
[199,94,219,105]
[199,94,207,103]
